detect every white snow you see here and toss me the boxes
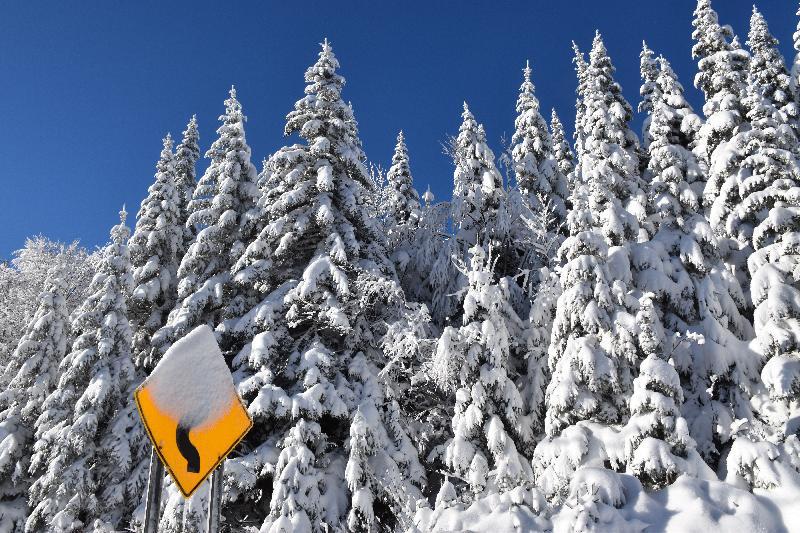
[142,324,238,429]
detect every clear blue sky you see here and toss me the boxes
[0,0,796,260]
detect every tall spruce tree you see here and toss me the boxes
[639,41,660,152]
[571,42,590,163]
[692,0,750,200]
[580,32,647,242]
[26,208,146,532]
[727,75,800,433]
[385,130,421,226]
[154,90,259,533]
[643,55,755,466]
[174,115,200,253]
[128,134,182,371]
[0,270,69,532]
[550,109,576,198]
[225,41,423,532]
[793,3,800,106]
[747,6,798,136]
[151,87,258,360]
[452,103,506,250]
[542,33,642,438]
[748,234,800,425]
[434,245,533,496]
[511,61,568,233]
[622,296,694,490]
[718,84,800,256]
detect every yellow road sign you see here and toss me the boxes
[135,325,253,498]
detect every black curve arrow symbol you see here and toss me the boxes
[176,421,200,473]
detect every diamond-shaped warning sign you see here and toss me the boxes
[135,325,252,497]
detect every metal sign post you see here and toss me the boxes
[143,448,165,533]
[206,461,224,533]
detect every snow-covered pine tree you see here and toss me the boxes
[227,41,424,532]
[511,61,568,234]
[542,31,649,441]
[584,32,649,236]
[549,109,576,198]
[692,0,750,200]
[720,6,800,494]
[0,270,69,532]
[452,103,505,251]
[747,6,798,137]
[384,130,426,295]
[731,233,800,488]
[521,267,560,441]
[543,226,631,438]
[151,87,258,360]
[174,115,200,253]
[639,41,660,152]
[386,130,421,227]
[623,296,694,490]
[571,42,590,162]
[576,32,647,241]
[153,90,259,533]
[712,65,800,267]
[442,103,515,318]
[26,208,146,532]
[729,75,800,431]
[642,55,755,466]
[128,134,182,371]
[437,245,533,494]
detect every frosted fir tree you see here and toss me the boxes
[642,55,756,465]
[712,77,800,259]
[549,109,576,197]
[510,61,568,232]
[157,480,210,533]
[692,0,749,191]
[128,134,182,371]
[737,86,800,426]
[622,296,694,490]
[521,267,560,439]
[452,103,506,250]
[579,32,648,237]
[227,41,423,532]
[751,242,800,406]
[385,130,421,226]
[0,270,69,532]
[384,131,425,293]
[174,115,200,252]
[436,245,533,494]
[543,225,632,437]
[26,208,146,532]
[571,42,590,161]
[747,7,798,136]
[152,87,258,358]
[639,41,660,151]
[576,33,646,242]
[731,234,800,491]
[542,33,644,438]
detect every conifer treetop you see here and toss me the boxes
[639,40,659,114]
[386,129,421,224]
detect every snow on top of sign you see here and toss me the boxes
[143,324,237,430]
